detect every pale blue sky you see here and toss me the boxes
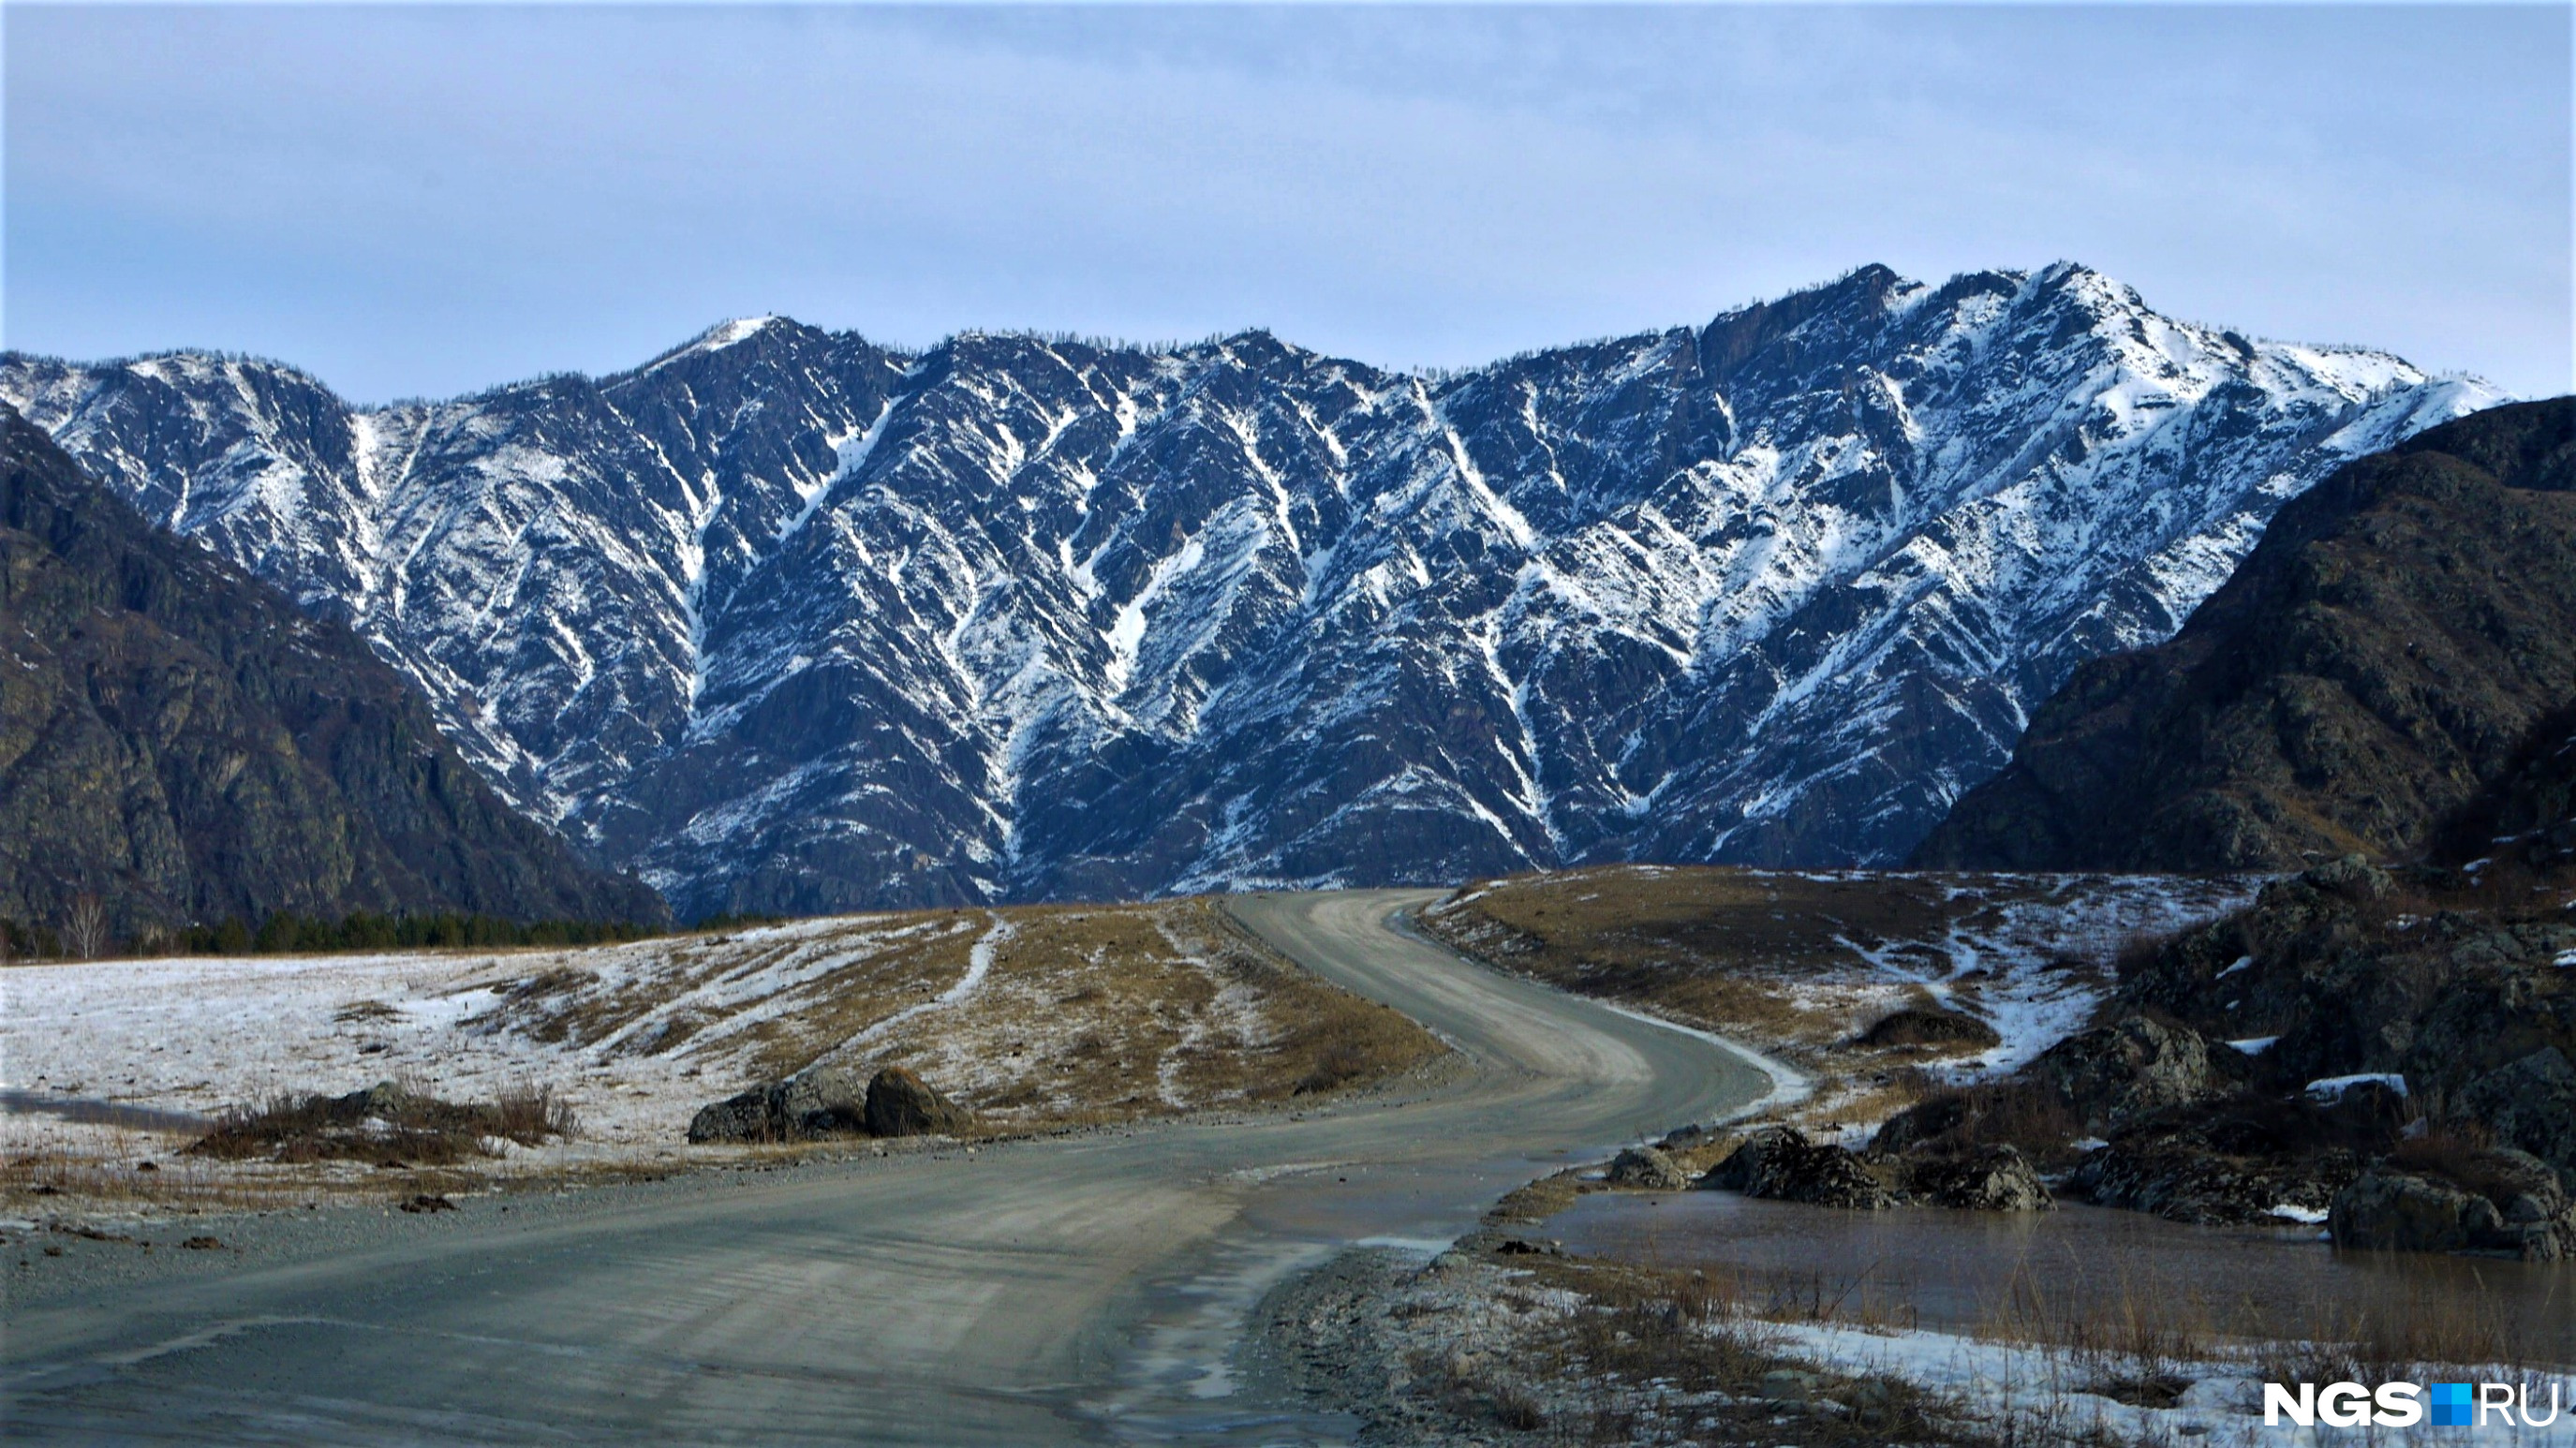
[5,5,2568,402]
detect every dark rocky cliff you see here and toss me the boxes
[1916,397,2576,872]
[0,407,668,938]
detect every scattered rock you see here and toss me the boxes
[1697,1128,1900,1210]
[1656,1123,1715,1153]
[1902,1145,2052,1211]
[398,1193,457,1213]
[864,1066,975,1138]
[1603,1145,1690,1190]
[1759,1369,1819,1405]
[180,1235,223,1250]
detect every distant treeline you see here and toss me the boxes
[0,909,665,962]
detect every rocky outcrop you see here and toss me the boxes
[1604,1145,1691,1190]
[2459,1049,2576,1180]
[1918,397,2576,873]
[1898,1145,2052,1212]
[1698,1128,1899,1211]
[2072,1129,2361,1226]
[2028,1014,2245,1134]
[2331,1149,2576,1262]
[686,1068,868,1144]
[862,1066,975,1138]
[0,406,668,938]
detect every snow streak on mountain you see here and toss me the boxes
[2,264,2497,917]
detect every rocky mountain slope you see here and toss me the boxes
[2,264,2495,916]
[0,407,667,938]
[1916,397,2576,872]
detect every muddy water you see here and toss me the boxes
[1553,1189,2576,1362]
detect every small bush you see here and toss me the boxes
[489,1082,579,1144]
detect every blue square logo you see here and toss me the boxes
[2429,1382,2475,1427]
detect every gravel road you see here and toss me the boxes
[0,890,1775,1444]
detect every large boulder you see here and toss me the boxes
[864,1066,975,1138]
[2332,1148,2576,1261]
[2030,1014,2242,1133]
[2301,853,2394,901]
[778,1067,869,1136]
[1604,1145,1691,1190]
[1902,1145,2052,1212]
[685,1067,868,1144]
[1697,1128,1899,1210]
[686,1089,777,1145]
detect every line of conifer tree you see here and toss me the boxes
[0,910,663,961]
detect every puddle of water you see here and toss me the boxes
[1088,1148,1609,1444]
[1553,1189,2576,1362]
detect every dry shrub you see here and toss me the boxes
[2111,929,2175,983]
[489,1082,579,1143]
[1978,1263,2218,1374]
[186,1080,577,1165]
[2385,1119,2517,1200]
[1885,1080,2082,1157]
[2255,1274,2539,1383]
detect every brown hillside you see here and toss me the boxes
[1916,397,2576,871]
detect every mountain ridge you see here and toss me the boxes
[4,262,2499,915]
[0,406,672,936]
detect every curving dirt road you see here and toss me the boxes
[1,890,1775,1444]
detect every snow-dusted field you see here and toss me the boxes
[3,918,872,1151]
[0,897,1438,1209]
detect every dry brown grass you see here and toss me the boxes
[0,1124,411,1215]
[491,918,985,1077]
[869,898,1443,1130]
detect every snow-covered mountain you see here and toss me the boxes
[1,263,2498,917]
